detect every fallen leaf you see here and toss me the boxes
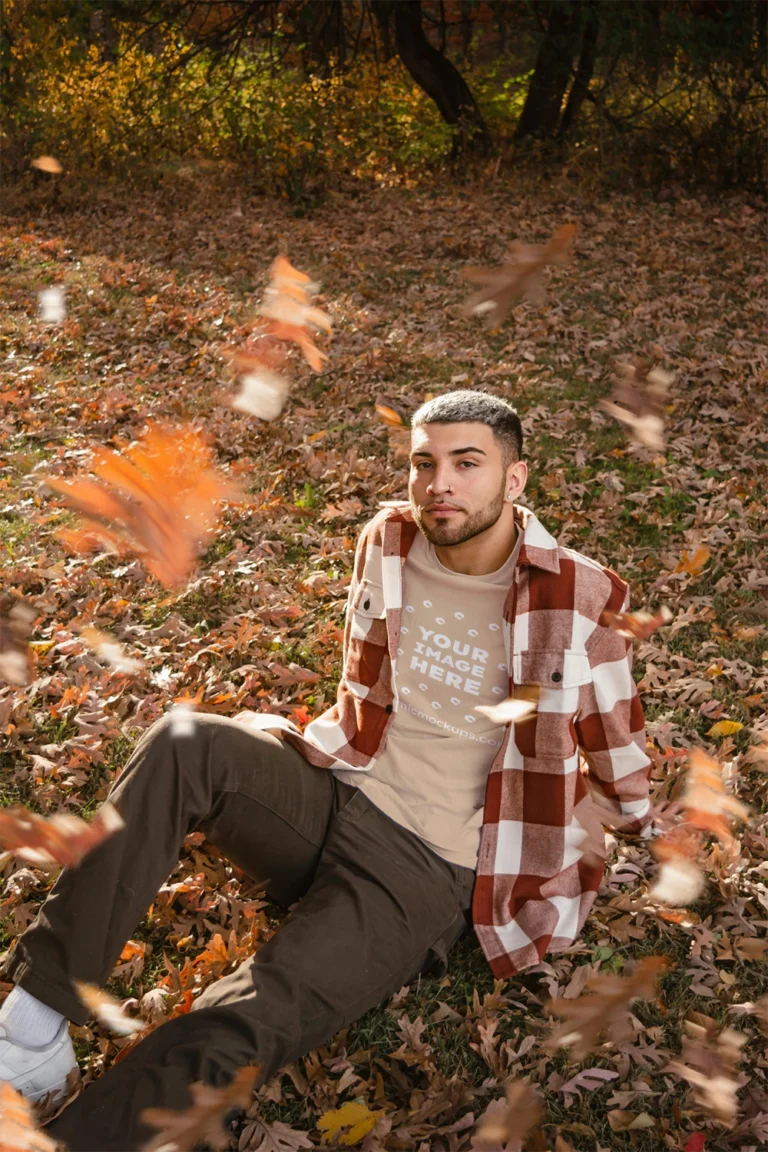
[316,1100,385,1146]
[706,720,744,738]
[675,546,711,577]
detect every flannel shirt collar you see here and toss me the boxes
[378,500,561,575]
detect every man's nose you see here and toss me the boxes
[426,472,451,493]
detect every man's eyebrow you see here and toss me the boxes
[410,446,487,459]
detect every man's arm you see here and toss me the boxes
[574,588,653,836]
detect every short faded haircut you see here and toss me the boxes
[410,389,523,466]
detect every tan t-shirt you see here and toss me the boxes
[334,528,522,869]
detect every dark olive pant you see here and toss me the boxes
[5,714,475,1151]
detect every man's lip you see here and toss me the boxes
[426,506,461,512]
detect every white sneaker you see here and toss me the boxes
[0,1019,77,1103]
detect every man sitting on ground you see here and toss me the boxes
[0,390,652,1151]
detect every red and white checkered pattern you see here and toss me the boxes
[283,503,652,978]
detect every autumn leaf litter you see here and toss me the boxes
[0,178,766,1151]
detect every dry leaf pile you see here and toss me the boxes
[0,177,766,1151]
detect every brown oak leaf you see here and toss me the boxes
[461,223,577,327]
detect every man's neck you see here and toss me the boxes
[434,522,519,576]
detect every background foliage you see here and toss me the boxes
[3,0,766,201]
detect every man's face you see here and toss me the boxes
[408,422,511,547]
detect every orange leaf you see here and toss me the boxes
[46,424,239,588]
[0,1082,59,1151]
[674,546,711,577]
[0,802,124,870]
[600,605,672,640]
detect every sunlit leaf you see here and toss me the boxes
[75,982,145,1036]
[0,802,124,870]
[46,423,239,588]
[0,1082,59,1151]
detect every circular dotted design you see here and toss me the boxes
[468,629,478,637]
[454,612,464,619]
[489,623,500,631]
[450,696,461,705]
[419,683,428,692]
[431,701,441,710]
[436,617,445,625]
[464,715,477,724]
[423,599,432,607]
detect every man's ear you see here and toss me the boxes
[506,459,528,500]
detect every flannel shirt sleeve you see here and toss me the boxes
[574,587,653,837]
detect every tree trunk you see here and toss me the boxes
[387,0,490,153]
[557,3,599,138]
[516,1,581,139]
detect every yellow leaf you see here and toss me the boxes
[674,546,710,576]
[317,1100,384,1146]
[706,720,744,737]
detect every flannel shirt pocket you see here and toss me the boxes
[512,648,591,760]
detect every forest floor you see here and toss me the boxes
[1,174,767,1152]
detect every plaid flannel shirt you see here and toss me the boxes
[281,502,652,977]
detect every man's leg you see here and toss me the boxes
[1,714,347,1086]
[48,787,475,1152]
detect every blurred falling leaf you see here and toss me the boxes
[600,605,672,641]
[80,625,144,673]
[232,367,291,421]
[75,982,144,1036]
[0,1082,59,1152]
[679,748,749,846]
[0,596,36,685]
[462,223,577,327]
[139,1065,259,1151]
[599,359,673,452]
[46,423,239,588]
[0,802,124,870]
[471,1079,542,1150]
[31,155,62,174]
[666,1013,747,1126]
[544,956,669,1061]
[38,286,66,324]
[474,696,538,725]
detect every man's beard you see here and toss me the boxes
[412,483,506,547]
